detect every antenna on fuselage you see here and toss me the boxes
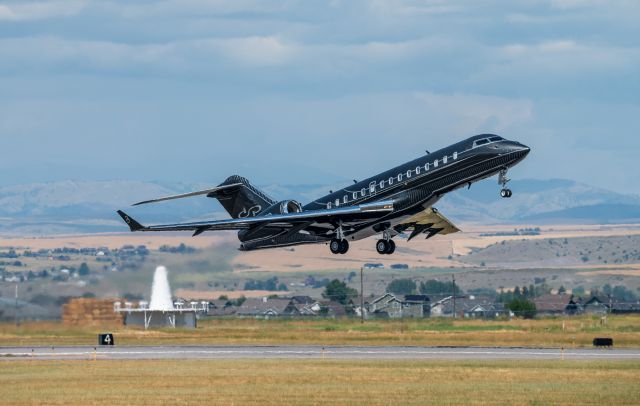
[425,150,431,154]
[353,180,358,184]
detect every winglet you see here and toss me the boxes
[117,210,146,232]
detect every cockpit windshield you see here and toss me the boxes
[472,135,504,148]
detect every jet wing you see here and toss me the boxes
[400,207,461,241]
[117,200,394,236]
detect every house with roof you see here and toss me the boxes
[206,299,237,317]
[317,301,348,317]
[430,295,505,318]
[236,297,299,318]
[403,295,431,318]
[368,293,430,318]
[369,293,403,318]
[582,296,610,315]
[533,294,581,316]
[610,300,640,314]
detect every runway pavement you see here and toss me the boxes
[2,345,640,361]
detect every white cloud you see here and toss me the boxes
[412,92,534,135]
[0,1,86,21]
[0,35,296,72]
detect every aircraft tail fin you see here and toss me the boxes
[209,175,276,218]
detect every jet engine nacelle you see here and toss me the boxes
[261,200,303,215]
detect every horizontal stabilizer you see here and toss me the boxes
[132,183,244,206]
[117,210,146,232]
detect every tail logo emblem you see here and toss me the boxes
[239,205,261,218]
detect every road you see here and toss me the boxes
[2,345,639,361]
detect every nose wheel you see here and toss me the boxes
[498,168,513,198]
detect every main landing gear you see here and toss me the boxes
[330,223,349,254]
[330,238,349,254]
[376,239,396,255]
[499,168,513,198]
[376,229,396,255]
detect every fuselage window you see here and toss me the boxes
[443,156,448,164]
[388,177,394,185]
[335,199,340,207]
[406,170,412,178]
[453,151,458,160]
[327,202,332,209]
[424,163,429,171]
[379,180,385,188]
[369,182,376,193]
[434,159,439,168]
[361,188,366,196]
[397,174,402,182]
[352,192,358,200]
[343,195,348,204]
[415,166,420,175]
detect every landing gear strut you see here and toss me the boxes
[499,168,512,198]
[376,229,396,255]
[330,223,349,254]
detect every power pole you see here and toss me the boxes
[360,267,365,324]
[14,284,19,327]
[452,274,456,319]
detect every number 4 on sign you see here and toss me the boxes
[104,335,111,344]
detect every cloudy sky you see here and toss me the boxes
[1,0,639,194]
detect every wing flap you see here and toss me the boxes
[402,207,460,240]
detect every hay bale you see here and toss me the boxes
[62,298,124,326]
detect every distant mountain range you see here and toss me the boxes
[0,178,639,235]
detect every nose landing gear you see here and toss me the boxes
[499,168,513,198]
[500,188,512,198]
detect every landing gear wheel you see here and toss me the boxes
[376,239,389,255]
[386,240,396,255]
[339,239,349,254]
[500,188,512,198]
[330,239,342,254]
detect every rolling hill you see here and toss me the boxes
[0,178,639,235]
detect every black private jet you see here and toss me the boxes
[118,134,529,255]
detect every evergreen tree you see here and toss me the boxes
[322,279,358,305]
[506,298,537,319]
[78,262,90,276]
[387,279,417,295]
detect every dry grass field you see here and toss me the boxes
[2,315,639,348]
[0,359,638,405]
[3,224,639,275]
